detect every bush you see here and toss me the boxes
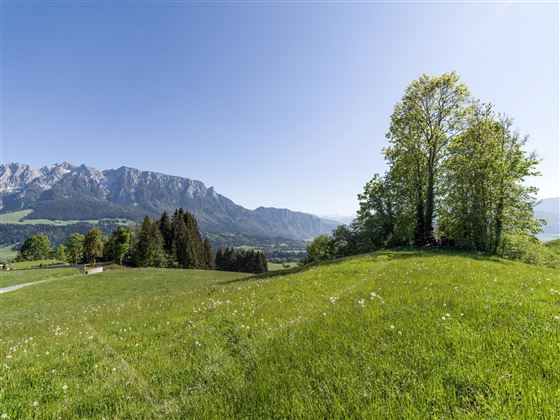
[497,234,560,268]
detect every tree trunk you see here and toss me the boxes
[414,201,425,246]
[424,159,435,242]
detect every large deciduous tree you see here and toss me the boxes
[439,102,541,252]
[385,72,470,244]
[84,227,104,265]
[112,227,131,265]
[66,233,85,264]
[19,233,52,261]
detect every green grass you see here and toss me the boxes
[0,209,133,226]
[0,244,19,261]
[0,266,81,289]
[1,250,559,418]
[267,261,299,271]
[9,259,67,269]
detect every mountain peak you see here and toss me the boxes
[0,162,339,239]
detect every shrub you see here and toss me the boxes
[497,234,560,268]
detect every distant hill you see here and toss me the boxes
[0,163,338,240]
[535,197,559,237]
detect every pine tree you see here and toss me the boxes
[202,237,215,269]
[134,216,164,267]
[173,210,196,268]
[158,211,174,255]
[259,252,268,273]
[215,249,224,270]
[184,212,205,268]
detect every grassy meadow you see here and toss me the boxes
[0,266,81,289]
[0,245,18,261]
[1,250,559,418]
[0,209,133,227]
[267,261,299,271]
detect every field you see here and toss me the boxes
[8,259,67,269]
[1,250,559,418]
[267,261,299,271]
[0,266,81,289]
[0,244,19,261]
[0,209,133,227]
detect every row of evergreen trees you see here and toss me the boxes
[135,209,214,269]
[16,208,270,273]
[215,247,268,274]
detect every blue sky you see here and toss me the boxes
[2,1,558,216]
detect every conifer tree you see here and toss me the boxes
[173,210,196,268]
[134,216,164,267]
[158,211,174,255]
[184,212,205,268]
[202,237,215,269]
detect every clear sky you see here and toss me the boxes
[1,1,558,216]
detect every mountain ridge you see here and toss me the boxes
[0,162,339,239]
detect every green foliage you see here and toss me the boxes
[134,216,165,267]
[1,251,559,418]
[84,227,104,265]
[66,233,85,264]
[158,211,174,255]
[545,238,560,254]
[439,103,541,252]
[55,244,67,262]
[18,233,52,261]
[497,234,560,268]
[305,235,334,263]
[172,209,196,268]
[202,237,215,270]
[349,72,542,263]
[385,72,470,244]
[215,247,268,273]
[112,227,131,265]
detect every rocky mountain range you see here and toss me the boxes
[0,163,339,239]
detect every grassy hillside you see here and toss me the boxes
[0,266,81,289]
[0,209,133,227]
[0,244,19,261]
[1,251,559,418]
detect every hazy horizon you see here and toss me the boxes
[2,2,558,215]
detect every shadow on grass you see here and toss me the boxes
[218,247,513,286]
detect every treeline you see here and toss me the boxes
[15,208,269,272]
[134,208,214,269]
[0,221,124,249]
[215,247,268,274]
[306,72,558,268]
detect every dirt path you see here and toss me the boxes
[0,279,51,294]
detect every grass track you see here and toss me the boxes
[0,266,81,289]
[1,250,559,418]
